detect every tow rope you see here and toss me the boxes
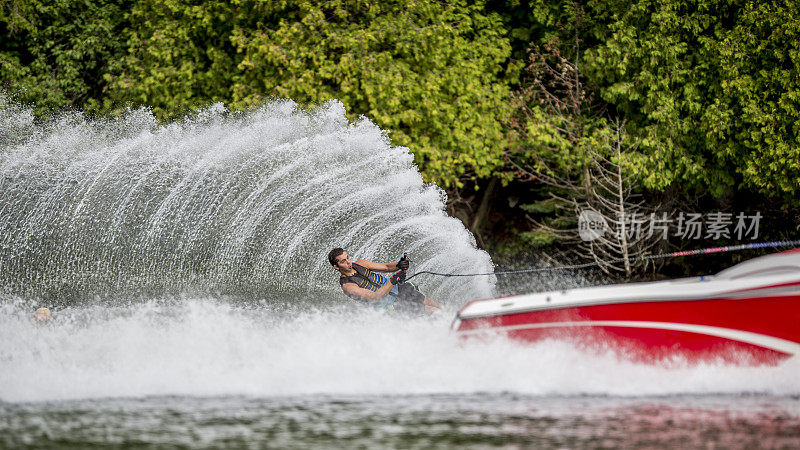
[404,240,800,282]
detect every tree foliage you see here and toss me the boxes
[103,0,245,118]
[102,0,516,188]
[0,0,129,116]
[506,40,658,275]
[583,0,800,198]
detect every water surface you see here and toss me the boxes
[1,97,798,448]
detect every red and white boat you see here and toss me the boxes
[452,249,800,365]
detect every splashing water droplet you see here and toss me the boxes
[0,97,495,305]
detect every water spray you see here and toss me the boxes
[0,98,495,302]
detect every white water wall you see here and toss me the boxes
[0,97,495,303]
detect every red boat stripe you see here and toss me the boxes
[457,320,800,356]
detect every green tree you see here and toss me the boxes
[506,40,659,275]
[103,0,245,118]
[228,0,516,188]
[104,0,516,188]
[0,0,129,116]
[584,0,800,199]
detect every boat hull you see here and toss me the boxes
[453,251,800,366]
[455,295,800,365]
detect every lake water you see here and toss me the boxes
[2,298,799,448]
[3,394,799,448]
[1,95,798,448]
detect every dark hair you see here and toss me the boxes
[328,248,345,266]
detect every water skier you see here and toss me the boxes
[328,248,442,315]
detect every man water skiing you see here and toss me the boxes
[328,248,442,315]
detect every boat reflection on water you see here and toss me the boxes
[576,396,800,448]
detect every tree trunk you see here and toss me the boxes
[470,178,497,244]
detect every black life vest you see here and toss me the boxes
[339,263,388,292]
